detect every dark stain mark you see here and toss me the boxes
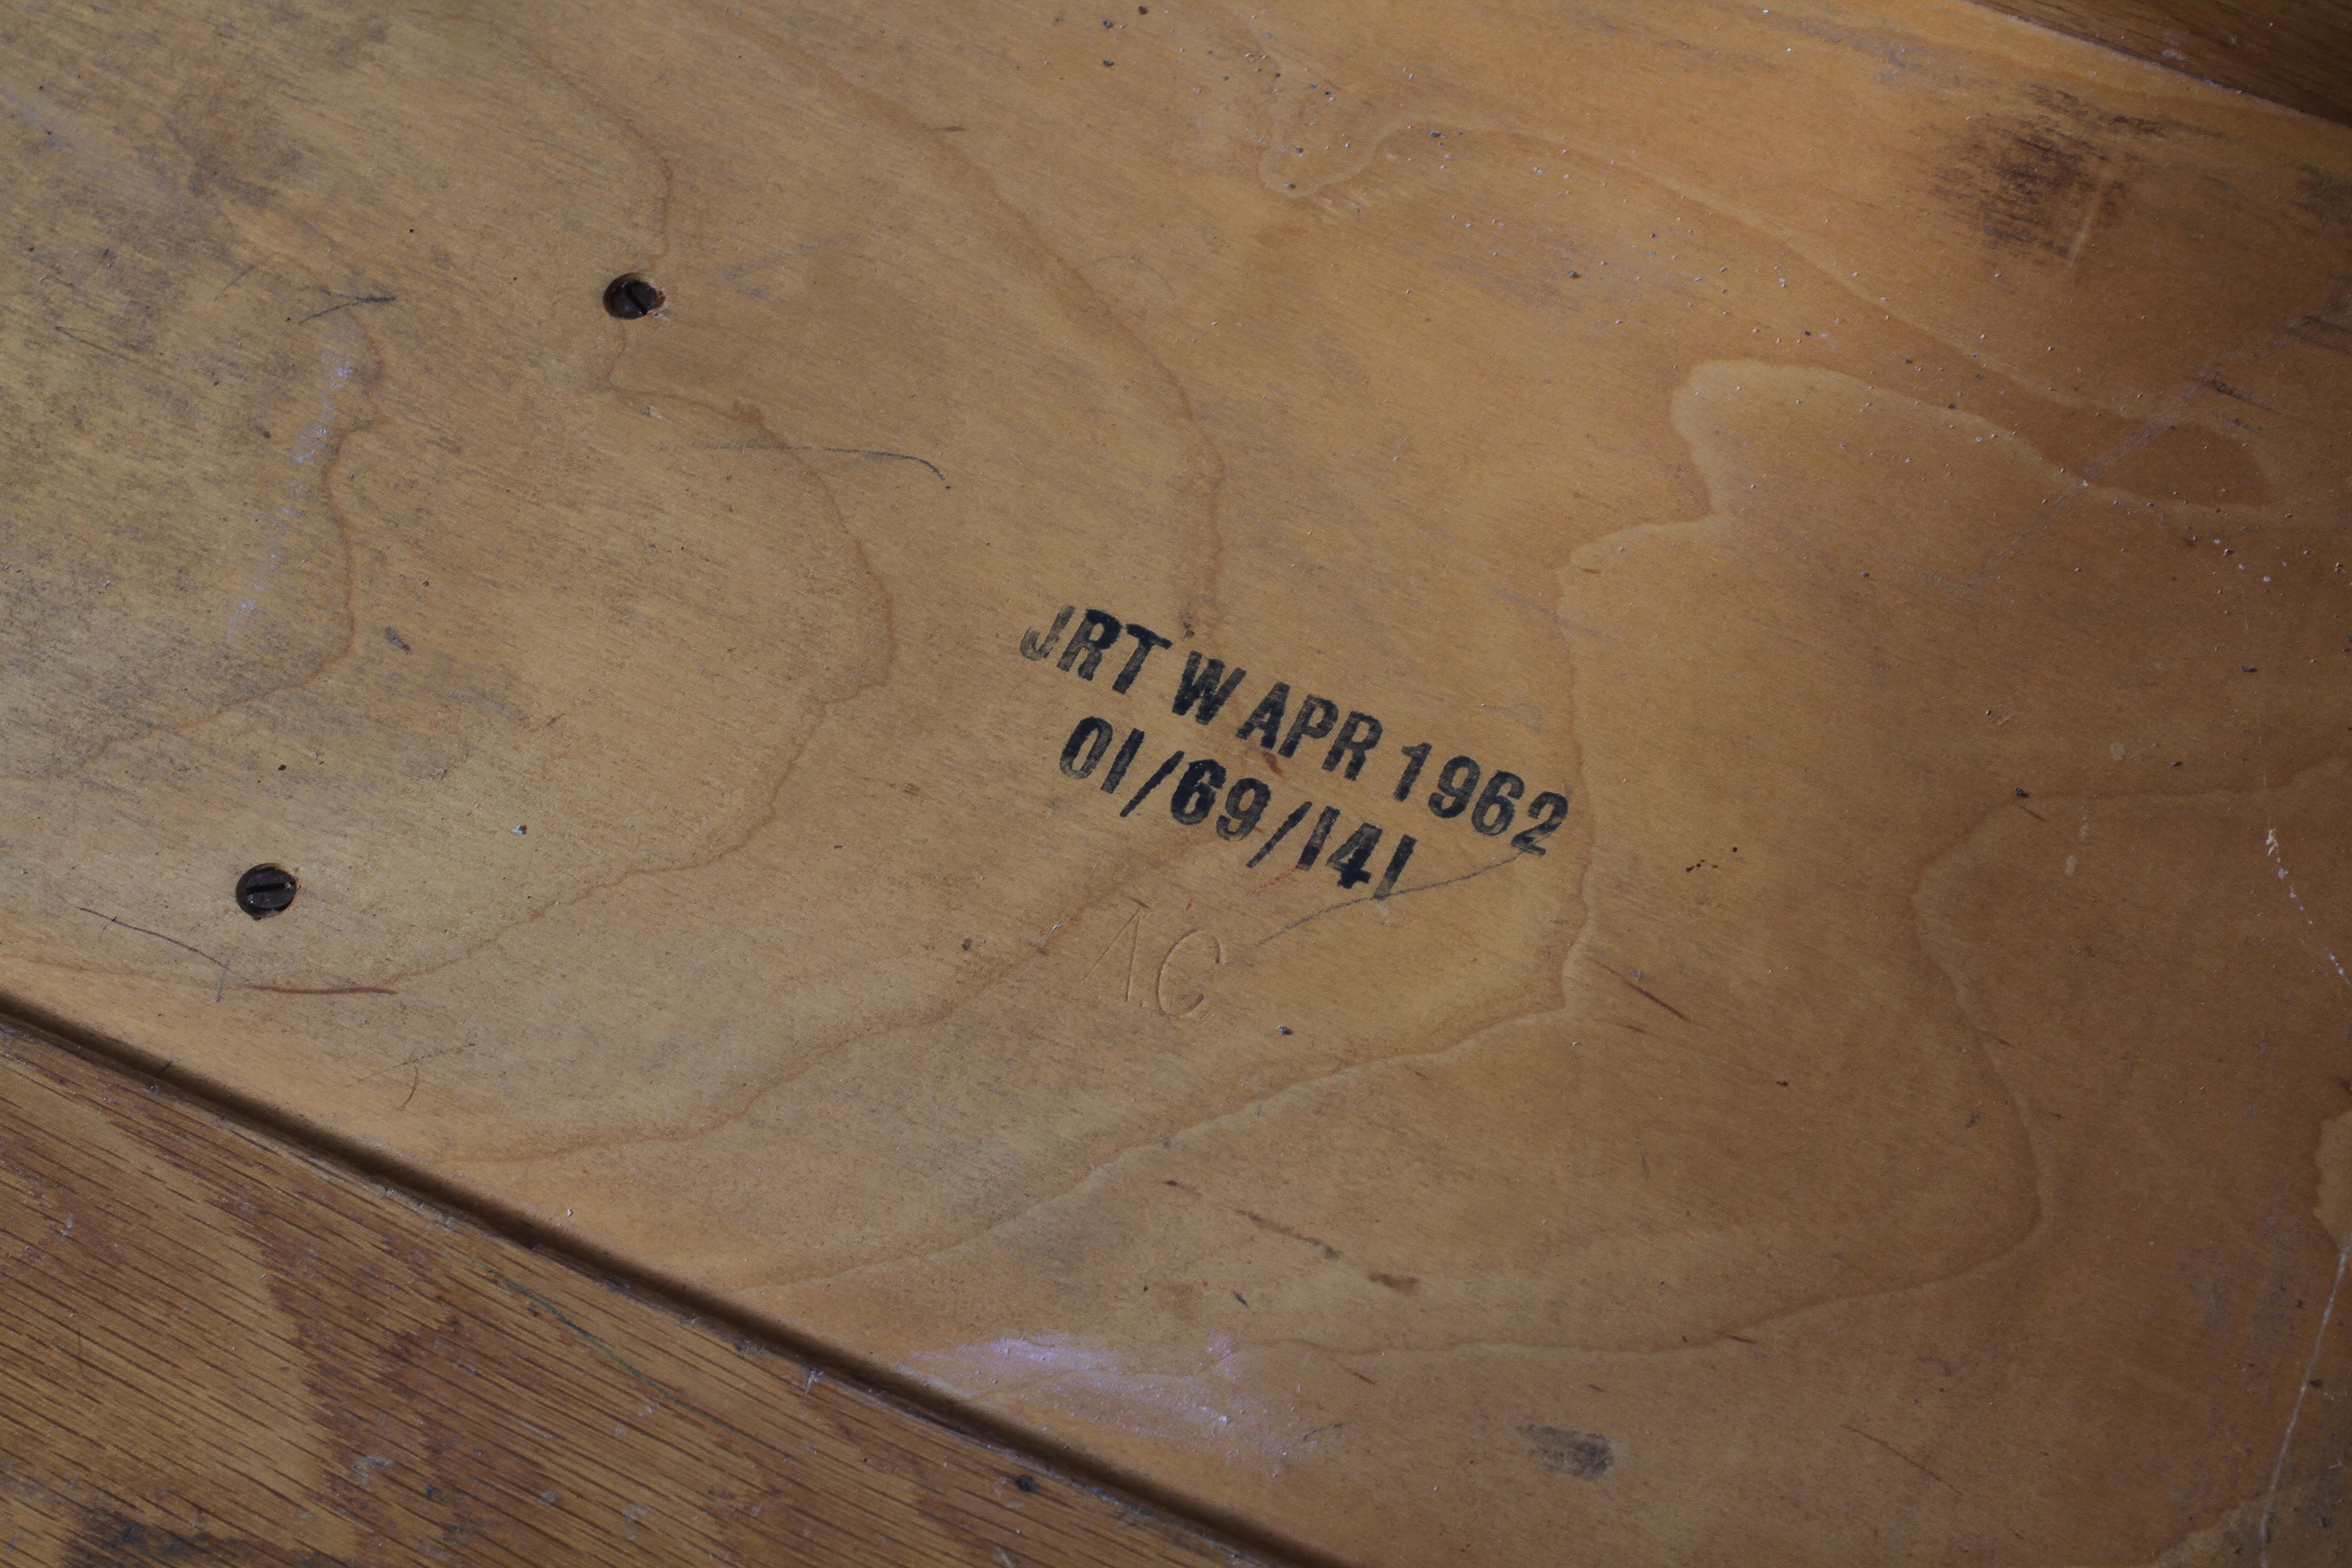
[1338,1365,1378,1386]
[299,294,395,324]
[61,1509,334,1566]
[383,626,411,652]
[2286,304,2352,357]
[1521,1426,1613,1480]
[1939,88,2169,260]
[1235,1207,1341,1260]
[2023,84,2171,139]
[1232,1291,1248,1306]
[1721,1333,1757,1344]
[1841,1423,1957,1492]
[1952,120,2107,254]
[1167,1182,1427,1298]
[2298,165,2352,227]
[1013,1475,1039,1493]
[1617,973,1690,1024]
[1167,1180,1352,1264]
[2200,376,2269,408]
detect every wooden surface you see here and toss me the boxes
[1974,0,2352,126]
[0,1014,1269,1567]
[4,0,2351,1562]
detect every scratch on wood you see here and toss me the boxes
[697,438,951,488]
[1841,1423,1957,1492]
[299,294,396,323]
[1253,856,1519,948]
[2259,1240,2351,1567]
[1618,973,1691,1023]
[72,906,230,1000]
[50,323,137,363]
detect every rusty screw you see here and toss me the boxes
[235,864,298,919]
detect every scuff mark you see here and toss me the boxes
[299,293,395,324]
[2264,828,2352,993]
[1617,971,1691,1023]
[906,1335,1291,1460]
[1521,1425,1613,1479]
[1841,1422,1956,1492]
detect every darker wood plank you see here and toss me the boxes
[0,1014,1279,1567]
[1972,0,2352,125]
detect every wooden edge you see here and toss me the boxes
[0,1000,1324,1567]
[1966,0,2352,126]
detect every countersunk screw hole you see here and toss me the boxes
[236,864,298,919]
[603,274,664,319]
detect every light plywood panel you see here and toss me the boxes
[4,0,2349,1561]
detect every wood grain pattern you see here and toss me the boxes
[0,1014,1271,1566]
[1971,0,2352,126]
[4,0,2350,1561]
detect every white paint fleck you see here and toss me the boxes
[2264,828,2352,992]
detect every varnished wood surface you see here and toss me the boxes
[0,1014,1271,1567]
[1975,0,2352,126]
[5,0,2352,1561]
